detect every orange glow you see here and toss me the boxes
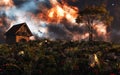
[39,0,78,23]
[0,0,109,41]
[0,0,14,8]
[93,22,108,40]
[73,33,89,41]
[93,23,107,36]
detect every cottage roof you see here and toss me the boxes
[5,23,33,36]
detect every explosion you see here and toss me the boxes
[47,0,78,23]
[36,0,78,24]
[93,22,108,40]
[94,24,107,36]
[0,0,109,42]
[0,0,14,8]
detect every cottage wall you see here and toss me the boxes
[16,36,29,42]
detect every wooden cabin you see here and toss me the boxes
[5,23,33,44]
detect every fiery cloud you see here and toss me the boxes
[0,0,109,42]
[0,0,14,7]
[47,0,78,23]
[93,23,108,41]
[36,0,78,24]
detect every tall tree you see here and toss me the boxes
[76,5,113,41]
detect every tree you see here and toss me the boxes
[76,5,113,41]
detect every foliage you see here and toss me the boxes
[76,4,113,41]
[0,40,120,75]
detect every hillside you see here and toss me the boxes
[0,40,120,75]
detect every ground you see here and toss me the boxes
[0,40,120,75]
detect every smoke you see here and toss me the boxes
[47,23,72,40]
[71,0,120,42]
[0,0,112,43]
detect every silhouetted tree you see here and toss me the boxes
[76,4,113,41]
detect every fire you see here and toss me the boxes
[0,0,14,28]
[46,0,78,23]
[89,54,100,68]
[73,33,89,41]
[0,0,14,8]
[0,0,109,41]
[94,24,107,36]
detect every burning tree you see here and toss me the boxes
[76,5,113,41]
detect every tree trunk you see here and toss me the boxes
[89,31,93,41]
[88,25,93,41]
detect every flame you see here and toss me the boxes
[89,54,100,68]
[0,0,109,41]
[0,0,14,8]
[94,54,100,66]
[45,0,78,23]
[94,24,107,36]
[93,22,108,40]
[73,33,89,41]
[0,0,14,28]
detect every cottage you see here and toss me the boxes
[5,23,33,44]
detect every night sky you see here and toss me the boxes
[0,0,120,43]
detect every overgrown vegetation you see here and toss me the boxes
[0,40,120,75]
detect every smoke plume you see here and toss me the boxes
[0,0,114,43]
